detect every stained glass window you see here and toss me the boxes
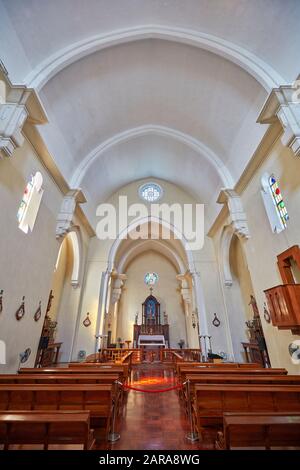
[139,182,163,202]
[144,272,159,286]
[17,177,34,225]
[17,172,44,234]
[269,175,289,229]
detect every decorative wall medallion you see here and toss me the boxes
[34,301,42,322]
[212,313,221,327]
[15,296,25,321]
[19,348,31,364]
[78,350,86,361]
[0,290,3,314]
[83,312,91,327]
[263,303,271,323]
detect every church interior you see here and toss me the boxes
[0,0,300,452]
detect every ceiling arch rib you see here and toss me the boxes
[70,124,234,190]
[117,239,186,275]
[25,25,285,92]
[108,216,196,274]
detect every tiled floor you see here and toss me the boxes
[96,363,212,450]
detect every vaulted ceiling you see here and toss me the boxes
[1,0,299,229]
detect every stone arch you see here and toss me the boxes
[25,26,284,91]
[107,214,196,274]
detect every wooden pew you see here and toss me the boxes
[0,373,119,385]
[180,373,300,407]
[193,383,300,437]
[184,373,300,387]
[67,363,130,381]
[19,366,126,381]
[177,366,287,381]
[215,412,300,450]
[175,362,262,375]
[0,384,113,438]
[0,411,95,450]
[0,374,125,416]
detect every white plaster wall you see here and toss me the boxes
[212,138,300,374]
[0,139,63,372]
[240,140,300,373]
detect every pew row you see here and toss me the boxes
[0,384,113,438]
[215,412,300,450]
[175,362,263,374]
[0,411,95,450]
[180,374,300,408]
[193,383,300,438]
[184,373,300,388]
[177,366,287,380]
[18,366,127,381]
[0,374,119,385]
[67,362,129,378]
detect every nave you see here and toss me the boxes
[1,0,300,457]
[97,364,201,451]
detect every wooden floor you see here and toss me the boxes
[96,363,212,450]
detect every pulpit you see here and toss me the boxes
[133,293,169,348]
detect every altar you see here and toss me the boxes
[138,334,166,348]
[133,291,170,348]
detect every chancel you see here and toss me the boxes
[0,0,300,454]
[134,287,170,356]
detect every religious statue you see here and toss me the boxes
[248,294,259,318]
[135,312,139,324]
[163,311,168,324]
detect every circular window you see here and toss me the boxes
[139,182,163,202]
[144,272,159,286]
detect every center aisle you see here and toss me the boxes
[97,363,208,450]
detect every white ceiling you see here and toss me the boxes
[1,0,299,230]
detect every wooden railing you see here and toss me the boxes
[84,348,202,365]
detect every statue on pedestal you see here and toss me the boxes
[163,311,168,324]
[135,312,139,324]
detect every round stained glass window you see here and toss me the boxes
[139,182,163,202]
[144,272,159,286]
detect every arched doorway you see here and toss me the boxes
[36,229,83,365]
[219,223,256,361]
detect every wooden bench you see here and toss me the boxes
[178,366,287,380]
[0,411,95,450]
[180,373,300,408]
[215,412,300,450]
[193,383,300,437]
[0,373,119,385]
[0,384,113,438]
[68,363,129,382]
[176,362,262,374]
[184,373,300,388]
[19,366,126,381]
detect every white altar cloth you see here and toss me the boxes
[138,334,165,347]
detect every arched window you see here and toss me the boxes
[17,171,44,234]
[261,173,289,233]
